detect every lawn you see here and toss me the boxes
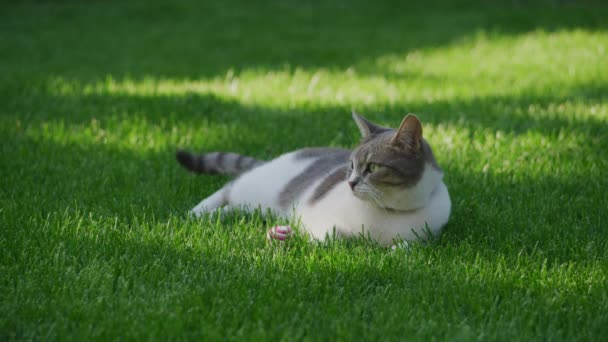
[1,0,607,340]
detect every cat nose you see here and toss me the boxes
[348,179,359,190]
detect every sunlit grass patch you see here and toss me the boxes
[41,29,608,111]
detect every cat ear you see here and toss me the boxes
[390,114,423,151]
[352,111,384,139]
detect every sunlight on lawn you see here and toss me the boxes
[29,28,607,177]
[44,29,607,118]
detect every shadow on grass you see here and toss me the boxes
[2,0,607,81]
[8,78,607,144]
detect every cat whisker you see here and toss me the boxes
[367,187,393,211]
[366,191,382,207]
[358,184,391,211]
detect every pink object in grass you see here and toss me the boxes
[266,225,293,242]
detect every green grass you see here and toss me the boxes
[2,0,608,340]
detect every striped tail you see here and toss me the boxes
[176,150,265,177]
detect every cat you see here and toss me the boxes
[176,112,451,247]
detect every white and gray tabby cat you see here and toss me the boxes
[177,112,451,247]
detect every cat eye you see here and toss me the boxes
[349,160,354,169]
[366,163,380,173]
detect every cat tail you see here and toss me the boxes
[176,150,265,177]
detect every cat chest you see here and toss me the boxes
[300,182,415,239]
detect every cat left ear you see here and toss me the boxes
[352,111,385,140]
[390,114,422,151]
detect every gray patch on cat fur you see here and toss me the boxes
[176,150,264,176]
[351,131,441,189]
[235,154,246,169]
[295,148,351,160]
[278,148,350,208]
[215,152,226,169]
[353,113,441,174]
[278,132,441,208]
[176,150,215,174]
[309,165,348,204]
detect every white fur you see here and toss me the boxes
[381,164,444,211]
[190,152,451,247]
[191,152,316,215]
[299,165,450,245]
[191,187,227,213]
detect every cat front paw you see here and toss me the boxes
[266,225,293,242]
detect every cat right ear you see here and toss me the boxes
[390,114,423,151]
[352,111,384,140]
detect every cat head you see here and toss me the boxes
[347,112,443,211]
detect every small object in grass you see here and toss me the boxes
[267,225,293,242]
